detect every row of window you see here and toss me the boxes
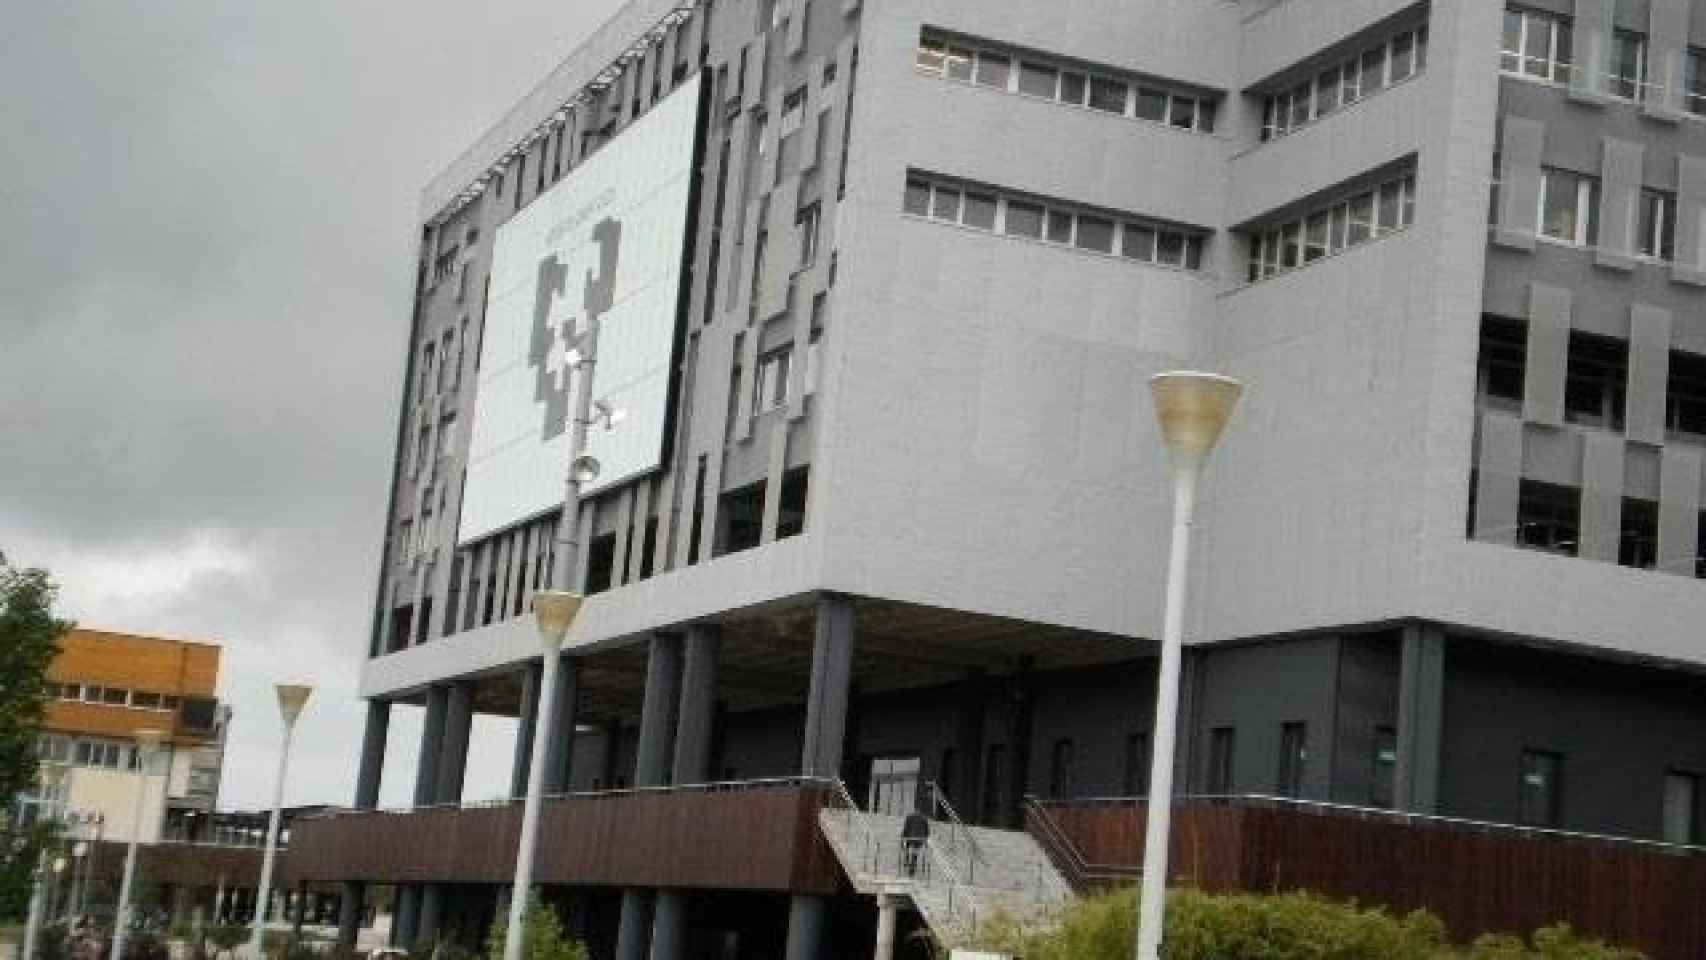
[1477,317,1706,439]
[903,176,1209,270]
[1506,167,1677,261]
[915,31,1217,133]
[1261,24,1428,141]
[45,682,181,712]
[1501,5,1706,115]
[1245,171,1418,283]
[36,734,147,771]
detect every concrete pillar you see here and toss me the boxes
[417,884,443,948]
[782,896,825,960]
[1173,648,1207,794]
[511,661,544,799]
[635,635,685,787]
[615,890,654,960]
[800,595,855,777]
[599,722,622,788]
[414,686,450,807]
[436,681,476,804]
[214,877,227,925]
[292,882,308,938]
[393,886,421,948]
[648,891,687,960]
[672,626,721,783]
[1004,662,1036,829]
[787,596,855,960]
[1395,624,1446,813]
[872,892,898,960]
[543,656,582,794]
[953,670,986,812]
[337,882,365,949]
[355,700,390,810]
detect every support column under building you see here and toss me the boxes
[1004,661,1036,829]
[651,625,721,960]
[417,884,443,948]
[1395,623,1446,813]
[953,670,986,812]
[393,885,421,948]
[337,883,365,950]
[414,685,449,807]
[355,699,391,810]
[618,635,683,960]
[436,681,475,804]
[787,595,855,960]
[544,656,581,794]
[511,661,543,800]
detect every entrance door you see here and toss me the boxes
[867,755,922,816]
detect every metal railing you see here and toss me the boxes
[820,778,893,880]
[1022,797,1138,892]
[922,781,984,884]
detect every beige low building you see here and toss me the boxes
[32,628,229,844]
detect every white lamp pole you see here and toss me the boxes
[502,590,584,960]
[113,729,167,960]
[1135,371,1242,960]
[21,764,67,960]
[250,684,313,960]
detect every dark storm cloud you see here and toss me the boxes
[0,0,624,807]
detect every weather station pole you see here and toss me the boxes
[1134,371,1242,960]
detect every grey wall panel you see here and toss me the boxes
[1658,446,1703,575]
[1330,633,1401,806]
[1523,283,1571,426]
[759,419,791,544]
[1625,304,1673,445]
[1675,154,1706,284]
[1475,413,1523,544]
[1521,423,1584,489]
[1495,116,1545,250]
[786,0,808,57]
[610,487,635,587]
[1193,637,1341,801]
[1579,431,1626,562]
[1569,0,1614,101]
[1646,0,1689,116]
[1594,138,1642,270]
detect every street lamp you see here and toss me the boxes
[21,763,68,960]
[1135,371,1242,960]
[114,729,167,960]
[250,684,313,960]
[502,590,585,960]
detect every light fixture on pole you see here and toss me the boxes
[21,763,68,960]
[250,684,313,960]
[113,729,167,960]
[1135,370,1242,960]
[503,590,585,960]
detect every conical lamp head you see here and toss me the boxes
[276,684,314,726]
[1149,371,1243,464]
[533,590,585,649]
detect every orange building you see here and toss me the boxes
[34,629,230,843]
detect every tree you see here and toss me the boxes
[484,900,588,960]
[0,551,72,921]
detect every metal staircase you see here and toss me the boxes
[818,781,1071,948]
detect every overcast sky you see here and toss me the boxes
[0,0,624,810]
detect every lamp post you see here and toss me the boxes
[1135,371,1242,960]
[114,729,167,960]
[21,764,67,960]
[250,684,313,960]
[502,590,585,960]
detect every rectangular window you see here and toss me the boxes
[1315,66,1341,117]
[1075,215,1115,253]
[1157,231,1185,267]
[1288,80,1313,128]
[1390,31,1416,83]
[1060,71,1087,106]
[1517,480,1580,555]
[779,85,807,136]
[931,185,961,222]
[1342,55,1363,104]
[797,203,821,265]
[1046,209,1074,244]
[1005,200,1044,239]
[753,348,792,415]
[1049,739,1075,798]
[1361,45,1387,93]
[1662,772,1701,845]
[962,192,997,230]
[1304,212,1329,262]
[1018,61,1058,98]
[1668,350,1706,436]
[1478,315,1527,405]
[1539,169,1598,245]
[1688,49,1706,115]
[1088,75,1128,114]
[903,179,930,216]
[1123,224,1157,261]
[1637,189,1676,261]
[1208,727,1236,794]
[1519,748,1563,827]
[1134,87,1168,123]
[1620,498,1658,570]
[1564,331,1627,428]
[1377,180,1403,235]
[1347,192,1375,245]
[1611,30,1646,100]
[1277,722,1307,798]
[1123,732,1151,796]
[1503,8,1573,83]
[974,51,1010,88]
[1168,95,1198,129]
[131,691,163,710]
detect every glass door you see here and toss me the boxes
[867,755,922,816]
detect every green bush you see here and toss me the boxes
[206,924,248,959]
[483,901,587,960]
[966,888,1647,960]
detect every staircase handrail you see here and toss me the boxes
[923,781,985,882]
[920,828,980,939]
[1022,796,1139,890]
[823,777,890,880]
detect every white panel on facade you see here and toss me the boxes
[460,72,704,545]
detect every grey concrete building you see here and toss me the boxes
[304,0,1706,956]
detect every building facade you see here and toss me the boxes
[305,0,1706,956]
[30,629,229,845]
